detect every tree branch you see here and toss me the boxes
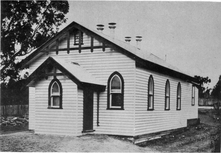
[1,2,53,72]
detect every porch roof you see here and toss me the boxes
[27,56,106,91]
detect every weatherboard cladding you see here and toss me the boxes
[29,87,35,130]
[28,32,136,136]
[33,76,82,135]
[134,68,198,136]
[77,89,84,134]
[27,21,198,136]
[57,48,136,136]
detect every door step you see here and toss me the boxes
[82,130,95,134]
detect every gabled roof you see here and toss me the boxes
[27,56,106,91]
[22,21,198,83]
[91,29,184,74]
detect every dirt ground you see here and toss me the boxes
[138,123,219,152]
[138,108,221,152]
[1,108,220,152]
[0,132,154,152]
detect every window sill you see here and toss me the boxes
[165,109,170,111]
[107,108,124,110]
[176,109,181,111]
[48,107,63,109]
[147,109,154,111]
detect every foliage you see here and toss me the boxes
[1,0,69,83]
[1,79,29,105]
[194,75,211,98]
[211,75,221,100]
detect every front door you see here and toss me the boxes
[83,89,94,132]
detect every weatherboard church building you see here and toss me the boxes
[22,21,199,137]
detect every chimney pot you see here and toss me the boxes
[136,36,142,49]
[108,22,116,38]
[97,24,104,32]
[108,22,116,29]
[125,36,131,43]
[136,36,142,42]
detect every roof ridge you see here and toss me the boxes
[85,23,189,76]
[22,21,193,78]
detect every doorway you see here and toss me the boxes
[83,89,94,132]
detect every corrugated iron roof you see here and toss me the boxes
[28,56,105,87]
[52,56,105,86]
[90,27,191,76]
[22,21,192,78]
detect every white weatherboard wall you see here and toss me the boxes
[28,30,198,136]
[28,32,136,136]
[28,33,105,74]
[56,48,136,136]
[77,89,83,133]
[29,87,35,130]
[135,67,198,136]
[33,75,83,135]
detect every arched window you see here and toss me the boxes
[177,82,181,110]
[191,85,195,106]
[165,80,170,110]
[107,72,124,110]
[48,79,62,109]
[148,75,154,110]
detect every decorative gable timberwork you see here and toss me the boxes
[42,29,106,55]
[21,21,198,85]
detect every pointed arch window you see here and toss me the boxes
[165,80,170,110]
[107,72,124,110]
[48,79,62,109]
[177,82,181,110]
[148,75,154,110]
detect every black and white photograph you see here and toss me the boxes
[1,0,221,152]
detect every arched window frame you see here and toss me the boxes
[177,82,181,110]
[148,75,154,110]
[48,78,63,109]
[165,79,170,110]
[191,85,195,106]
[107,72,124,110]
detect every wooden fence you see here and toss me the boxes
[1,105,28,116]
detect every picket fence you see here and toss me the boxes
[1,105,28,116]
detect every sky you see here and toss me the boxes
[60,1,221,88]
